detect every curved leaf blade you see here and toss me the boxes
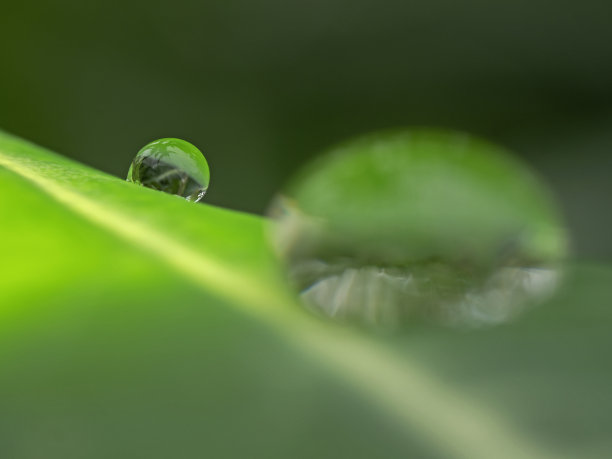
[0,131,609,458]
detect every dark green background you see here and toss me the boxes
[1,0,610,258]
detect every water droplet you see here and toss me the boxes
[268,129,568,329]
[127,138,210,202]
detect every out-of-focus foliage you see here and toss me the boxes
[0,131,611,458]
[0,0,611,259]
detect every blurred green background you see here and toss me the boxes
[1,0,610,258]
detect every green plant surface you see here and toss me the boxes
[0,130,611,459]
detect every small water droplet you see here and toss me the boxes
[127,138,210,202]
[268,129,568,330]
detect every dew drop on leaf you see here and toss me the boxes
[127,138,210,202]
[268,129,569,330]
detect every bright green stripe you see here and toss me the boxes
[0,150,279,311]
[0,142,560,459]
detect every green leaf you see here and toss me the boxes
[0,130,610,459]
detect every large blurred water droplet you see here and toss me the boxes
[268,129,568,329]
[127,138,210,202]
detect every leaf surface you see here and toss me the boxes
[0,131,610,459]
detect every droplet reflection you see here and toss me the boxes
[268,130,568,329]
[127,138,210,202]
